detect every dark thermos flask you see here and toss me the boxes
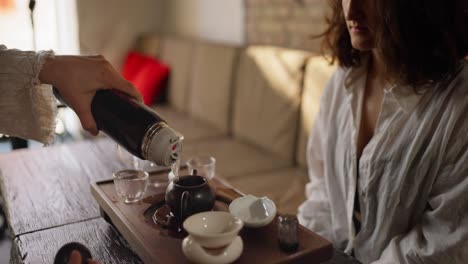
[54,88,183,167]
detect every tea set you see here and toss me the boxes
[229,195,277,228]
[182,211,244,264]
[161,169,276,264]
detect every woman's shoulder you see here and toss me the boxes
[429,61,468,127]
[422,61,467,102]
[322,66,359,100]
[322,66,350,92]
[329,66,349,84]
[444,61,468,100]
[450,60,467,85]
[318,67,347,104]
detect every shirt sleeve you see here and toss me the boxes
[372,80,468,264]
[297,69,339,241]
[0,45,57,144]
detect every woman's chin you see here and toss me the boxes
[351,38,374,51]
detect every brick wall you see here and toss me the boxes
[245,0,330,53]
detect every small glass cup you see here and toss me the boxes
[113,169,149,204]
[117,145,166,187]
[186,155,216,180]
[278,214,299,252]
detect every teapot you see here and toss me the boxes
[165,170,216,222]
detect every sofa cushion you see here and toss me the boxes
[228,167,308,215]
[153,105,226,142]
[160,36,194,112]
[180,138,291,180]
[296,56,337,167]
[122,51,170,105]
[188,42,240,133]
[232,46,311,161]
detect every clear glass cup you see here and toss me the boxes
[186,155,216,180]
[113,169,149,203]
[117,145,166,187]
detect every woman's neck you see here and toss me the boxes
[368,50,390,89]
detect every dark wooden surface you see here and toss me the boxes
[11,218,142,264]
[0,138,361,263]
[92,173,334,264]
[0,138,125,236]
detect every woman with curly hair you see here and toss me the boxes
[298,0,467,263]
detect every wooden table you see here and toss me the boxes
[0,139,126,236]
[0,138,361,264]
[10,218,142,264]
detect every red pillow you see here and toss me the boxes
[122,51,170,105]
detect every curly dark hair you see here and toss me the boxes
[321,0,468,87]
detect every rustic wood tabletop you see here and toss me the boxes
[0,138,361,264]
[10,218,142,264]
[0,139,125,236]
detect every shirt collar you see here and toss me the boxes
[343,58,425,113]
[386,84,425,113]
[343,63,367,94]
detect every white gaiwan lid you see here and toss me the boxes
[228,195,277,228]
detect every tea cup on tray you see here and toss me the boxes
[182,211,244,264]
[229,195,277,228]
[113,169,149,204]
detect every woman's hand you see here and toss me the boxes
[68,250,99,264]
[39,55,142,136]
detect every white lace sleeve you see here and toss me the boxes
[0,45,57,144]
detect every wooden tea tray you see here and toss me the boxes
[91,169,333,264]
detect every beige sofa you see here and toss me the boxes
[138,35,337,214]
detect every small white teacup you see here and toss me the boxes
[229,195,277,228]
[183,211,243,248]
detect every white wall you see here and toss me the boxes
[76,0,245,67]
[76,0,164,69]
[161,0,245,46]
[0,0,79,54]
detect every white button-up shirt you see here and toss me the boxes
[298,61,468,263]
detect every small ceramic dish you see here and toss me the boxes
[183,211,244,248]
[229,195,277,228]
[182,235,243,264]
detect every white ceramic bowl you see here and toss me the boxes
[182,235,243,264]
[183,211,243,248]
[229,195,277,228]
